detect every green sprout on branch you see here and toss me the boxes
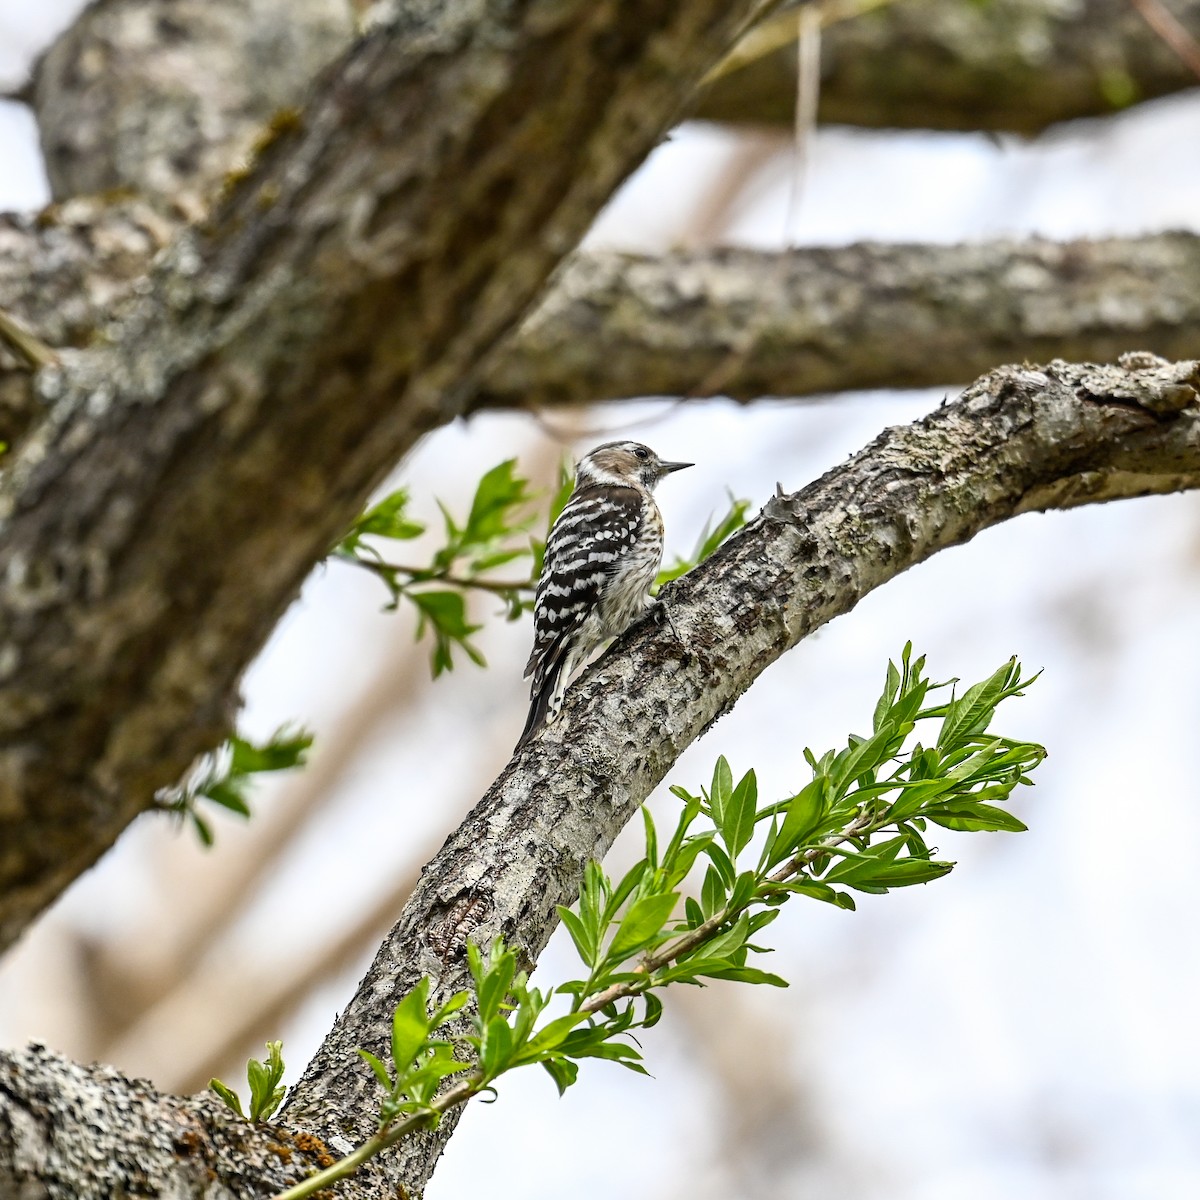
[334,457,748,677]
[210,1041,287,1124]
[157,726,313,846]
[267,646,1045,1200]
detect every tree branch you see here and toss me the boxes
[0,1043,333,1198]
[2,355,1198,1196]
[30,0,355,204]
[0,0,777,955]
[6,223,1200,448]
[482,235,1200,407]
[696,0,1200,133]
[279,354,1200,1193]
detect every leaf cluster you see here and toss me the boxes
[357,980,474,1125]
[265,647,1045,1200]
[335,458,747,676]
[157,727,313,846]
[388,649,1044,1107]
[210,1041,287,1124]
[375,648,1044,1103]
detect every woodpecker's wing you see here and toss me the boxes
[524,484,644,691]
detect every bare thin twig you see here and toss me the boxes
[1128,0,1200,79]
[0,309,58,371]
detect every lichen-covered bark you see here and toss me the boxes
[32,0,354,204]
[7,221,1199,448]
[697,0,1200,133]
[281,355,1200,1194]
[3,356,1198,1200]
[0,0,776,955]
[0,1044,334,1199]
[0,197,176,445]
[484,236,1200,406]
[27,0,1200,195]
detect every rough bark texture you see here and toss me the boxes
[0,0,775,956]
[483,235,1200,407]
[32,0,354,204]
[0,1044,333,1199]
[280,355,1200,1194]
[27,0,1200,189]
[7,222,1200,447]
[0,196,176,445]
[697,0,1200,133]
[3,355,1199,1199]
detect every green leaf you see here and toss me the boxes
[937,658,1024,750]
[702,966,789,987]
[606,892,679,962]
[873,659,901,732]
[159,727,312,845]
[703,841,736,888]
[829,727,897,795]
[209,1078,246,1120]
[475,946,516,1024]
[246,1040,286,1123]
[519,1013,589,1060]
[409,589,485,676]
[720,769,757,858]
[542,1056,579,1095]
[432,990,471,1026]
[339,488,426,554]
[558,905,597,968]
[391,981,432,1074]
[357,1049,393,1091]
[480,1015,514,1080]
[774,777,825,860]
[727,870,758,915]
[641,806,658,870]
[766,879,853,909]
[709,757,733,828]
[924,802,1028,833]
[463,460,534,547]
[697,911,750,962]
[701,864,726,918]
[228,730,314,775]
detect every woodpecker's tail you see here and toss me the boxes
[515,679,557,752]
[515,649,578,752]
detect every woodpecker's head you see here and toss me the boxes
[575,441,693,491]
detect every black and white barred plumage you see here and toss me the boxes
[516,441,692,750]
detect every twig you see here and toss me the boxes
[0,308,58,370]
[346,556,534,596]
[580,808,876,1015]
[1128,0,1200,80]
[271,1077,479,1200]
[701,0,893,86]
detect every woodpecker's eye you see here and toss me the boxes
[633,447,650,461]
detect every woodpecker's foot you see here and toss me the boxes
[645,597,682,645]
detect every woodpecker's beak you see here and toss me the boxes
[659,460,693,476]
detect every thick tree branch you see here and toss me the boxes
[6,223,1200,448]
[0,197,175,445]
[483,235,1200,407]
[28,0,1200,209]
[0,1043,330,1199]
[2,355,1197,1197]
[697,0,1200,133]
[31,0,354,204]
[279,355,1200,1193]
[0,0,776,955]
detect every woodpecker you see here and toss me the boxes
[517,440,692,750]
